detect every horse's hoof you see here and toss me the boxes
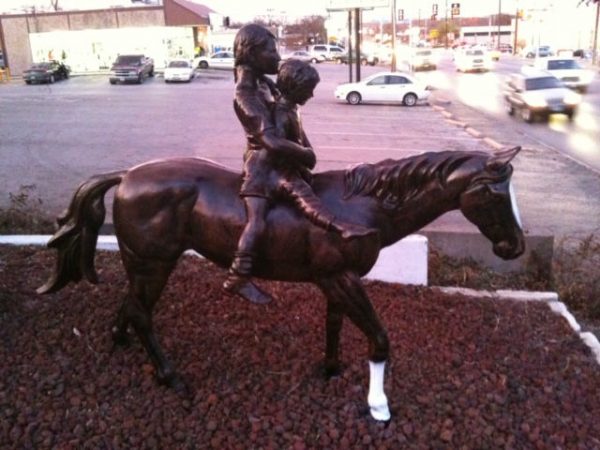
[223,278,273,305]
[318,362,343,380]
[111,326,130,348]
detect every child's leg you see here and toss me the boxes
[223,196,272,304]
[280,176,377,239]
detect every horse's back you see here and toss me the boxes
[114,158,243,260]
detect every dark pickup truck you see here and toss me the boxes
[109,54,154,84]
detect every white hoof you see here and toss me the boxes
[368,393,391,421]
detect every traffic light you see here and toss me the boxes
[432,4,438,14]
[397,9,404,20]
[451,3,460,16]
[223,16,230,27]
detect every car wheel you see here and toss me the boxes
[110,79,117,85]
[403,93,418,107]
[506,103,515,116]
[149,67,154,77]
[311,58,318,64]
[346,91,361,105]
[137,74,144,84]
[566,110,576,121]
[578,86,588,94]
[521,107,534,123]
[25,80,32,85]
[199,61,208,69]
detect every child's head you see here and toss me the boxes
[234,24,279,74]
[277,59,320,105]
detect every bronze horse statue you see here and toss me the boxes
[38,147,525,421]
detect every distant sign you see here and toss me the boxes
[327,0,390,11]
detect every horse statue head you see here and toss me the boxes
[458,146,525,260]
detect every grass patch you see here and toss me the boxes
[0,185,55,234]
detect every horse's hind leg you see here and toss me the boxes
[117,251,183,390]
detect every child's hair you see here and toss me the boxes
[276,59,320,98]
[233,24,276,67]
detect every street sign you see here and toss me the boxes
[451,3,460,16]
[398,9,404,20]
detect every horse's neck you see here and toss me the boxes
[376,174,470,247]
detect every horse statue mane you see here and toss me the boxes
[344,150,513,210]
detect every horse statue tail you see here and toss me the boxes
[37,171,126,294]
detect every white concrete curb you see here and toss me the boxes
[0,234,430,286]
[435,287,600,366]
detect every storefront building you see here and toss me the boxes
[0,0,221,76]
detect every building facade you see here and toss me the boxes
[0,0,221,76]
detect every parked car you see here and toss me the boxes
[524,46,554,58]
[308,44,345,61]
[334,71,431,106]
[504,71,581,122]
[164,59,195,83]
[282,50,321,63]
[195,51,234,69]
[532,57,594,93]
[454,48,492,72]
[23,60,70,84]
[403,48,436,71]
[333,51,378,66]
[499,43,513,53]
[0,51,5,68]
[109,54,154,84]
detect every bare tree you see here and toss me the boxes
[50,0,59,11]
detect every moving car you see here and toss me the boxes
[404,48,436,71]
[195,51,234,69]
[164,59,195,83]
[333,51,378,66]
[504,71,581,122]
[334,71,431,106]
[454,48,491,72]
[109,54,154,84]
[532,57,594,93]
[23,60,70,84]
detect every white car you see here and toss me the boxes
[532,57,594,93]
[282,50,320,63]
[334,71,431,106]
[164,59,195,83]
[195,51,234,70]
[454,48,492,72]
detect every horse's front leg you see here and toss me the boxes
[317,272,391,421]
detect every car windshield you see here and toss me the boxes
[416,50,431,56]
[31,63,51,69]
[466,50,484,56]
[547,60,580,70]
[525,77,563,90]
[168,61,189,68]
[115,56,142,65]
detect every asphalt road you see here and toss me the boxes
[1,62,599,244]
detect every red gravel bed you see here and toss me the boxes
[1,245,599,449]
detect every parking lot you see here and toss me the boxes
[0,65,490,211]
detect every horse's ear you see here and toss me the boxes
[486,146,521,170]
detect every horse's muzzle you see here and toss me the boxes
[493,238,525,260]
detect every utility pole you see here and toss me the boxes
[445,0,448,49]
[593,0,599,66]
[513,8,519,55]
[497,0,502,50]
[391,0,397,71]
